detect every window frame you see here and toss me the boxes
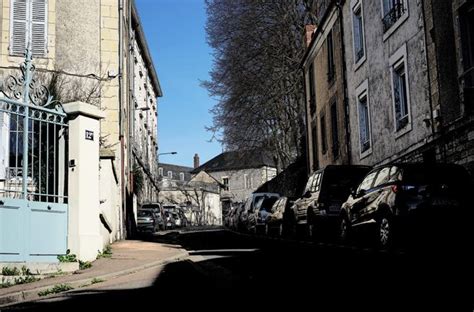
[327,30,335,83]
[330,100,339,159]
[351,0,366,69]
[380,0,409,41]
[389,44,412,137]
[320,113,328,154]
[10,0,48,58]
[308,62,317,115]
[222,176,229,191]
[356,79,372,159]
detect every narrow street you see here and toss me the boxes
[4,229,472,311]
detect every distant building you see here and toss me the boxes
[158,157,222,226]
[191,150,277,216]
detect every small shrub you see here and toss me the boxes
[2,267,20,276]
[91,278,104,284]
[38,284,74,297]
[96,245,113,259]
[14,275,38,285]
[21,266,32,276]
[57,249,77,263]
[0,277,12,289]
[79,261,92,270]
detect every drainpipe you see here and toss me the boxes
[335,0,352,165]
[420,0,436,137]
[118,0,126,237]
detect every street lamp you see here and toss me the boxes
[158,152,177,156]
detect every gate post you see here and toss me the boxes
[63,102,105,261]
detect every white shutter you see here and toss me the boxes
[30,0,47,56]
[11,0,28,56]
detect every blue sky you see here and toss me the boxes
[136,0,222,168]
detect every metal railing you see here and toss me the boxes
[382,2,406,32]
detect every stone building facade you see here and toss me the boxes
[342,0,433,167]
[0,0,162,240]
[303,2,351,173]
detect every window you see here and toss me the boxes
[352,2,365,63]
[244,174,252,189]
[357,171,377,193]
[460,4,474,89]
[358,93,371,153]
[327,30,335,81]
[311,173,321,192]
[167,171,172,179]
[392,62,408,131]
[311,124,318,170]
[222,177,229,191]
[158,167,163,176]
[373,167,390,187]
[382,0,406,32]
[320,115,327,154]
[308,63,316,114]
[10,0,48,57]
[330,102,339,158]
[179,172,185,181]
[387,45,411,134]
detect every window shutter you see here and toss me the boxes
[31,0,47,56]
[11,0,28,56]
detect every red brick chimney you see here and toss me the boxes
[193,153,200,169]
[304,24,317,48]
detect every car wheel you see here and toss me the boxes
[264,224,269,236]
[278,224,283,237]
[378,216,393,249]
[307,224,314,240]
[339,216,350,244]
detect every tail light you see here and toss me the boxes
[391,185,399,193]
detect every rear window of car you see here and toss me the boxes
[138,210,152,217]
[402,166,470,189]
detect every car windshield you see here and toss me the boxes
[141,204,159,209]
[322,167,370,200]
[138,210,152,217]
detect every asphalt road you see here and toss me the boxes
[4,229,473,311]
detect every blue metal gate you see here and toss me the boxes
[0,49,68,262]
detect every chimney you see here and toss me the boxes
[304,24,317,48]
[193,153,200,169]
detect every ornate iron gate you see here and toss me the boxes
[0,49,68,262]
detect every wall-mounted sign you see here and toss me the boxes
[85,130,94,141]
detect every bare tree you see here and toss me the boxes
[203,0,317,170]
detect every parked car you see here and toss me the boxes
[240,192,280,233]
[252,195,280,234]
[339,163,471,249]
[266,196,295,236]
[140,203,165,230]
[137,206,162,233]
[289,165,371,239]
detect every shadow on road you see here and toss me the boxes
[4,229,473,311]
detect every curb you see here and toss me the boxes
[0,250,189,308]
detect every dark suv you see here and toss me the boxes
[339,163,471,248]
[289,165,371,239]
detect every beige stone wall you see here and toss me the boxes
[304,7,349,173]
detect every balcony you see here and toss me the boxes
[382,2,406,32]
